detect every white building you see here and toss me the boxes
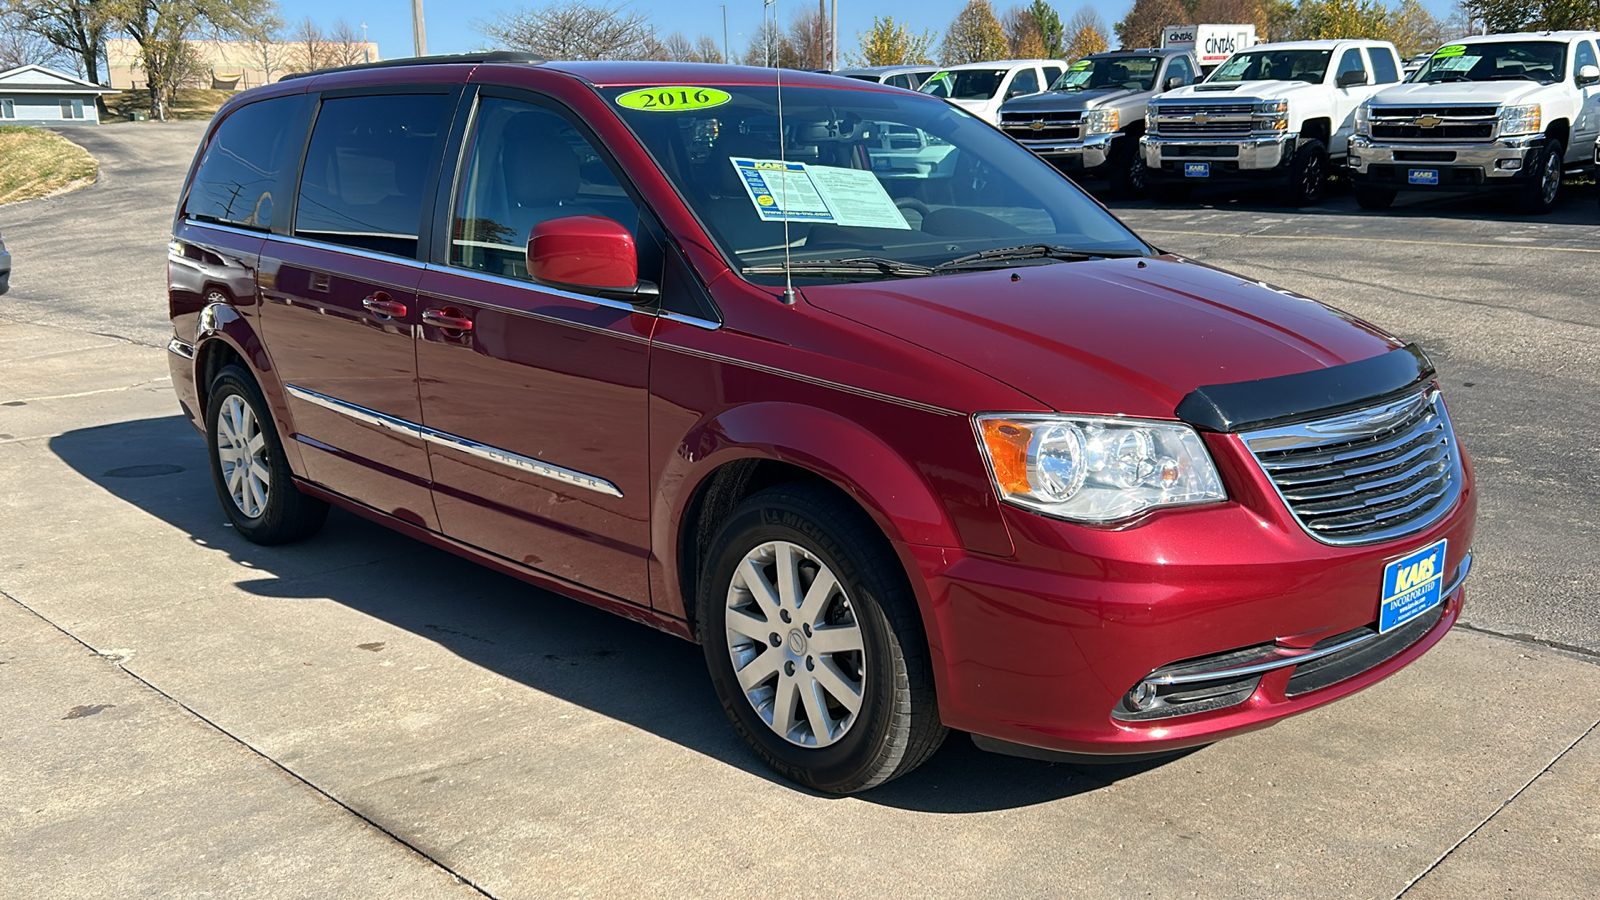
[0,65,119,126]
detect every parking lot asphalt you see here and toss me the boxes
[2,123,1599,897]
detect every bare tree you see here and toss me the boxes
[0,8,74,70]
[1002,6,1046,58]
[693,33,723,63]
[3,0,112,83]
[327,18,367,66]
[787,6,830,69]
[660,31,696,61]
[742,18,798,67]
[479,1,659,61]
[289,17,333,72]
[238,11,285,85]
[108,0,274,120]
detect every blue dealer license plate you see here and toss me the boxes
[1184,162,1211,178]
[1379,539,1447,633]
[1408,168,1439,185]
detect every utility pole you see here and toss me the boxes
[361,22,370,63]
[412,0,427,57]
[831,0,837,70]
[720,5,729,63]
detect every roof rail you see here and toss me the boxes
[281,51,546,81]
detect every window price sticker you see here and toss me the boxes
[729,157,910,230]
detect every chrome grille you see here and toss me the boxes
[999,111,1082,143]
[1243,390,1462,546]
[1150,104,1254,137]
[1368,106,1498,143]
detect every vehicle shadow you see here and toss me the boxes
[49,414,1188,812]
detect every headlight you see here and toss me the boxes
[1499,103,1541,135]
[1084,108,1120,135]
[1253,99,1288,133]
[1354,103,1371,137]
[975,414,1227,523]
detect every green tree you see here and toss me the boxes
[1031,0,1064,57]
[1065,23,1108,60]
[940,0,1007,64]
[3,0,112,85]
[1294,0,1392,39]
[1466,0,1599,30]
[1115,0,1189,50]
[107,0,276,120]
[849,16,936,66]
[1386,0,1446,56]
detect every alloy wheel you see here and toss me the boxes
[215,394,271,518]
[1539,148,1560,206]
[724,540,866,748]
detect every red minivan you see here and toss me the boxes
[167,54,1475,793]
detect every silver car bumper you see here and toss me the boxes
[1015,132,1116,168]
[1141,134,1295,172]
[1348,135,1543,179]
[0,243,10,296]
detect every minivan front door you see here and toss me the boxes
[260,91,458,529]
[416,94,656,604]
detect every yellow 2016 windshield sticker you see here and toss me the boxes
[615,87,731,111]
[1433,45,1466,58]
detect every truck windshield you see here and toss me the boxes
[602,84,1150,283]
[1208,49,1332,84]
[920,69,1006,100]
[1052,57,1161,92]
[1413,41,1566,85]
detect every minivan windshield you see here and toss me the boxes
[1053,56,1161,92]
[1413,41,1567,85]
[919,69,1006,100]
[1208,49,1332,84]
[603,84,1151,282]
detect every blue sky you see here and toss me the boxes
[265,0,1460,63]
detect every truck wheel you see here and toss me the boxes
[1516,139,1563,214]
[1354,185,1396,210]
[1107,140,1149,199]
[697,484,946,793]
[1287,139,1328,206]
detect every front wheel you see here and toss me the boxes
[1287,139,1329,206]
[698,484,946,793]
[205,365,328,544]
[1516,139,1563,214]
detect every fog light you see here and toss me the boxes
[1497,158,1522,170]
[1129,681,1159,711]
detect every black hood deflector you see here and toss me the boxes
[1175,344,1435,433]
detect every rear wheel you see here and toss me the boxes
[1354,184,1396,210]
[1287,139,1329,206]
[1516,139,1562,214]
[698,484,946,793]
[205,365,328,545]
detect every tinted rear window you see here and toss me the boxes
[293,93,453,259]
[186,95,311,231]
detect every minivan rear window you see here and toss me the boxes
[186,95,311,231]
[293,94,453,258]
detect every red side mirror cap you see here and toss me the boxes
[526,215,638,290]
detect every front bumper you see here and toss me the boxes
[1142,134,1296,180]
[0,248,11,295]
[1016,132,1117,171]
[911,431,1477,758]
[1348,134,1543,190]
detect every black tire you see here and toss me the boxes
[1106,138,1149,199]
[1354,184,1396,210]
[697,484,946,793]
[1516,139,1563,214]
[205,364,328,545]
[1287,139,1329,206]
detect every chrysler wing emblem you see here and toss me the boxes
[1414,115,1442,128]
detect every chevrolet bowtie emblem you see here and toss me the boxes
[1029,120,1045,130]
[1193,112,1210,125]
[1414,115,1442,127]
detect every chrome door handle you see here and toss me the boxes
[422,307,474,332]
[362,293,408,318]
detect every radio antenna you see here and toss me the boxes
[766,0,796,304]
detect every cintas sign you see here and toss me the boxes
[1161,24,1259,67]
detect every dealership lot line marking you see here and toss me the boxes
[1142,229,1600,254]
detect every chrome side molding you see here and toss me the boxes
[284,384,624,498]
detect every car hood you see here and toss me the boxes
[802,256,1403,418]
[1165,80,1323,102]
[1368,80,1547,106]
[1000,87,1144,113]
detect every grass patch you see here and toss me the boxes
[104,88,233,122]
[0,126,99,205]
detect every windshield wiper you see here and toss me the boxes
[1486,73,1536,81]
[742,256,934,277]
[1422,73,1473,82]
[932,244,1137,272]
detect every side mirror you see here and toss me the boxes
[526,215,653,298]
[1337,69,1369,88]
[1165,75,1184,91]
[1578,64,1600,86]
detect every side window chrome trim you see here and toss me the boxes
[285,384,625,498]
[188,220,430,271]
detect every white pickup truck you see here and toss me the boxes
[1142,39,1405,204]
[1349,31,1600,213]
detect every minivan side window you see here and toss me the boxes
[1369,47,1400,83]
[450,97,640,281]
[293,93,453,259]
[186,95,311,231]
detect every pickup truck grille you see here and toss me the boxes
[1243,390,1462,546]
[1150,103,1254,137]
[1368,106,1498,142]
[999,111,1082,142]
